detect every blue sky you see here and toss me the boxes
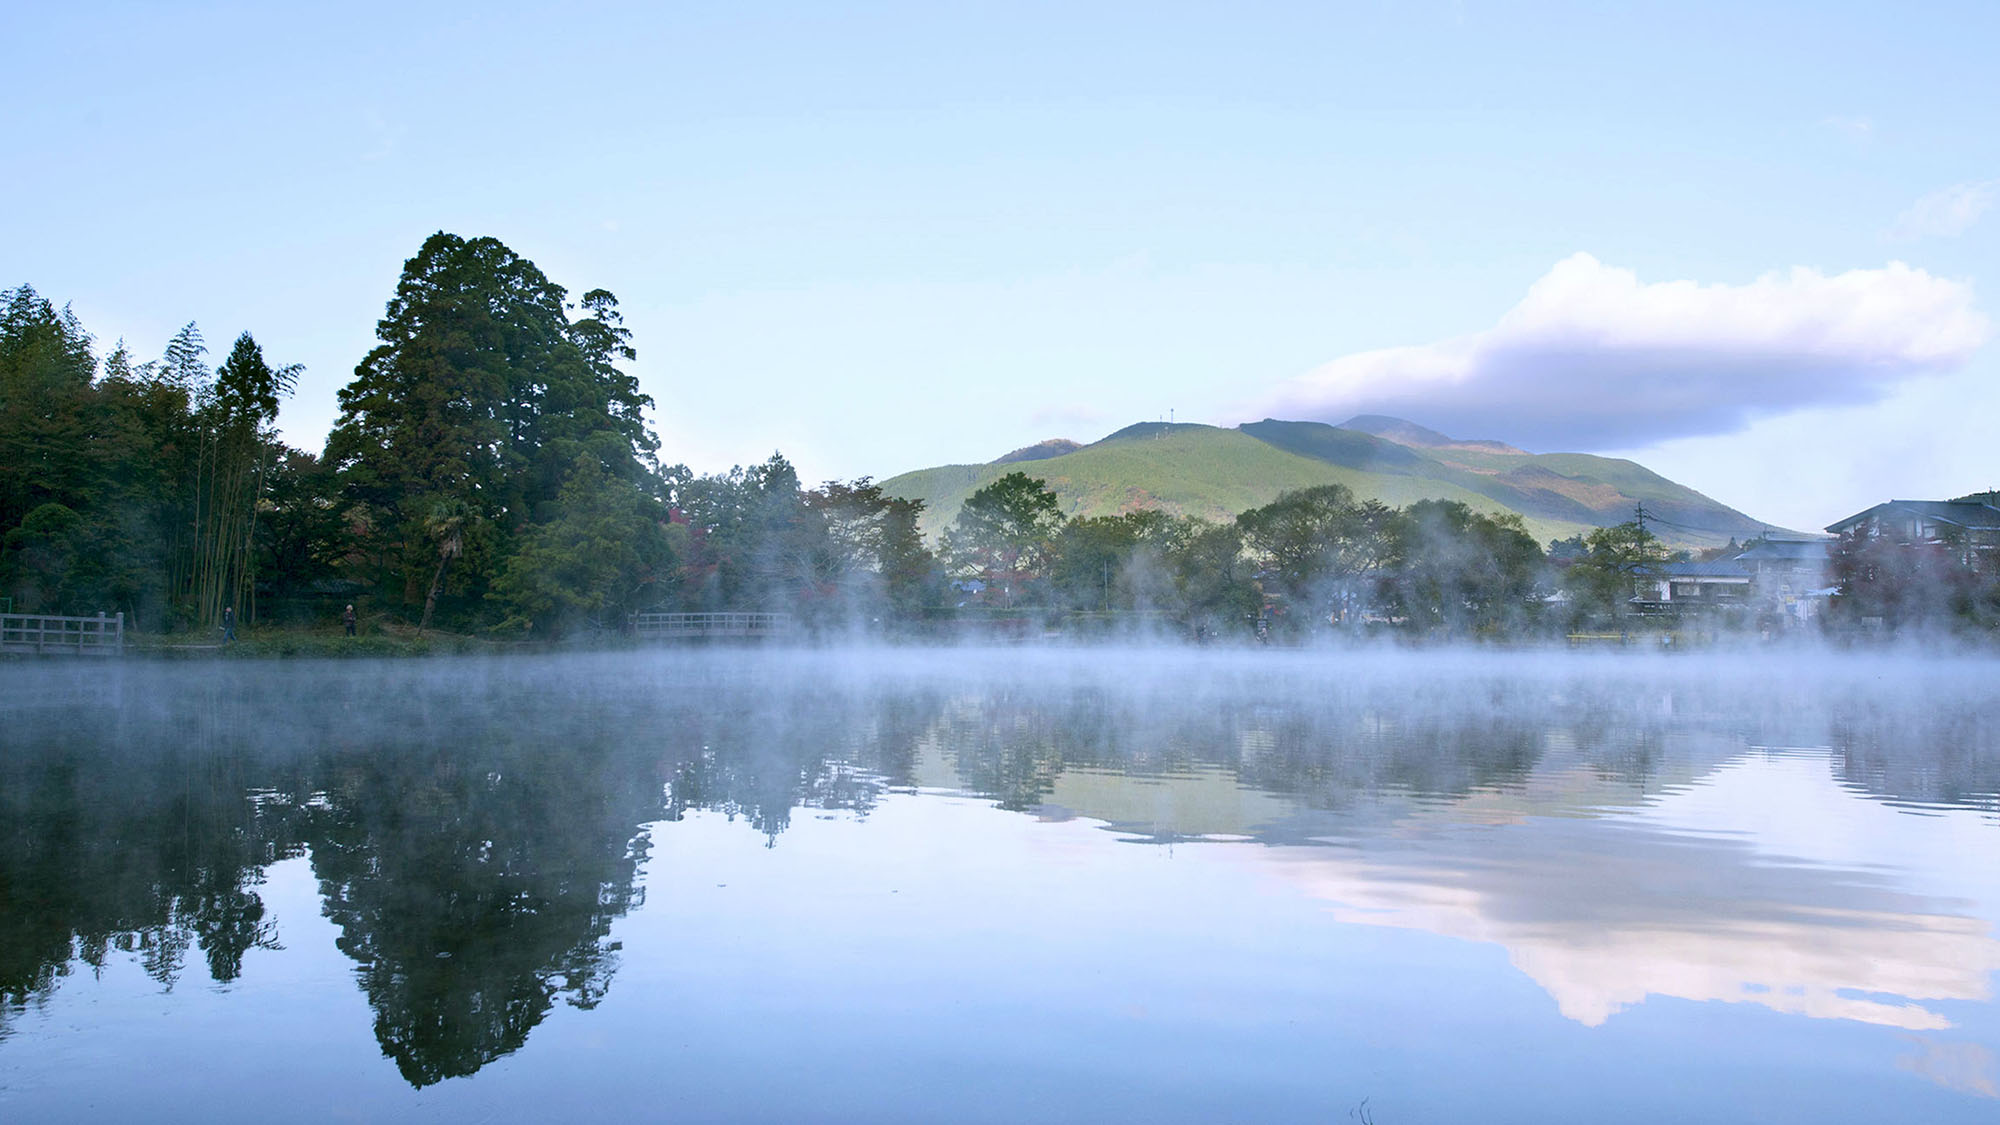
[5,1,1995,529]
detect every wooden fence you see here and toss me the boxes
[1,612,125,656]
[629,612,793,639]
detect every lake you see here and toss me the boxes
[2,648,1997,1122]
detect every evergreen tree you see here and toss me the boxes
[0,286,100,535]
[491,458,676,636]
[324,233,658,625]
[253,450,346,616]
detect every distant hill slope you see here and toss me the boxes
[1241,419,1767,540]
[1337,414,1526,455]
[992,438,1081,464]
[880,417,1774,548]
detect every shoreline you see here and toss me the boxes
[16,624,1987,661]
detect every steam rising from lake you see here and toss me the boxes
[2,647,1997,1121]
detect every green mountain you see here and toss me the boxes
[879,417,1774,549]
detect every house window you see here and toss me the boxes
[1672,583,1700,599]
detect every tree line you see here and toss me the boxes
[9,232,1987,642]
[1,235,954,638]
[0,290,297,631]
[938,470,1657,639]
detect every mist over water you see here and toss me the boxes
[3,647,1998,1122]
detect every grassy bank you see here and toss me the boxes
[127,622,535,659]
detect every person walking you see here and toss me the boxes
[343,604,357,637]
[222,605,236,642]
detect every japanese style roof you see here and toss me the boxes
[1734,539,1830,562]
[1827,499,2000,535]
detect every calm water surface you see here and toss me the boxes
[2,648,1998,1122]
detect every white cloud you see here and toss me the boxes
[1249,253,1989,450]
[1260,751,2000,1034]
[1823,114,1874,140]
[1890,180,1998,241]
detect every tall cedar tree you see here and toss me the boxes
[324,234,656,618]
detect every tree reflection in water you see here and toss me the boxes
[2,653,1996,1086]
[302,735,663,1085]
[0,659,943,1083]
[1,723,300,1018]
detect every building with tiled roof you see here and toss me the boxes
[1827,495,2000,541]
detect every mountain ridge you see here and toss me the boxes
[992,438,1082,464]
[1338,414,1528,455]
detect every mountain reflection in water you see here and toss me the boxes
[1,650,1996,1119]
